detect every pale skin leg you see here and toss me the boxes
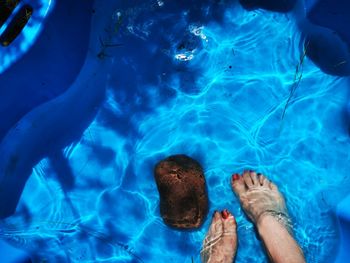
[231,170,306,263]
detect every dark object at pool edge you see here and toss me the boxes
[239,0,296,12]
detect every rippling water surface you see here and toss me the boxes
[2,1,350,262]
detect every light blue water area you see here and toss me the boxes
[1,2,350,263]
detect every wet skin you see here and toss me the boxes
[201,170,306,263]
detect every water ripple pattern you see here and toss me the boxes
[1,2,350,263]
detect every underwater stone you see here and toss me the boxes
[239,0,296,12]
[154,155,208,229]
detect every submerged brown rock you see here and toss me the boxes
[154,154,208,229]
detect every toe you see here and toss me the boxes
[250,170,259,186]
[258,173,264,185]
[242,170,254,188]
[258,174,279,191]
[209,211,223,234]
[259,174,269,188]
[201,211,236,263]
[231,173,247,196]
[222,210,237,230]
[269,181,279,191]
[222,210,238,258]
[203,211,223,249]
[213,210,222,220]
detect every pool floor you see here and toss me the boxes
[1,1,350,262]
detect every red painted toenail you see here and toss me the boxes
[221,210,229,219]
[232,174,240,180]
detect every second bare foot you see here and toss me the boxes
[231,170,291,231]
[201,210,237,263]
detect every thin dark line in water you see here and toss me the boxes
[97,35,123,59]
[281,41,309,121]
[99,36,123,48]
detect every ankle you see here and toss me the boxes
[256,213,276,230]
[256,210,292,230]
[256,215,305,263]
[257,213,293,239]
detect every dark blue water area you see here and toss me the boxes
[305,0,350,45]
[302,0,350,76]
[0,0,350,263]
[0,0,93,142]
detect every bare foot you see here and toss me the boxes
[231,171,305,263]
[201,210,237,263]
[231,170,291,231]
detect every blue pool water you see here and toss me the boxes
[0,1,350,262]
